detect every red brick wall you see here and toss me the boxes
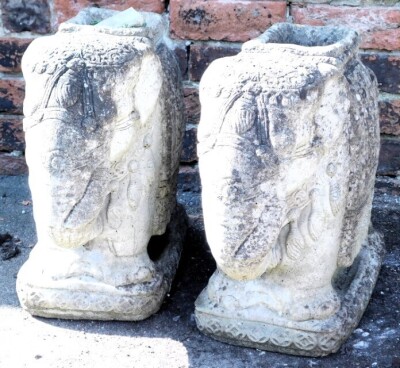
[0,0,399,176]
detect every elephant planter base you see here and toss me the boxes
[195,24,383,356]
[195,232,383,356]
[16,8,186,321]
[17,206,186,321]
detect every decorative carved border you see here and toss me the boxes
[195,231,384,357]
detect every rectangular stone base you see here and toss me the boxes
[17,206,187,321]
[195,231,384,357]
[17,274,171,321]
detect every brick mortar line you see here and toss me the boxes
[0,32,44,39]
[287,0,294,22]
[380,134,400,140]
[183,81,199,87]
[47,0,58,33]
[181,44,400,53]
[379,92,400,100]
[360,50,400,55]
[0,114,23,118]
[0,73,23,79]
[189,40,242,48]
[185,123,198,130]
[179,162,198,168]
[185,42,190,78]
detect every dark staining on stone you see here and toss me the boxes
[305,72,317,86]
[231,169,241,181]
[344,60,358,85]
[312,135,322,147]
[180,8,213,27]
[369,70,375,83]
[299,88,307,100]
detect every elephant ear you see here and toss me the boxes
[221,91,257,135]
[55,69,82,108]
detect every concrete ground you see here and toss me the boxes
[0,175,399,368]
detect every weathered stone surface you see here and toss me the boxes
[0,115,24,151]
[0,78,24,114]
[1,0,51,34]
[170,0,287,42]
[195,23,383,356]
[0,38,33,73]
[379,95,400,136]
[189,43,241,82]
[292,5,400,51]
[361,52,400,94]
[16,8,186,321]
[53,1,165,25]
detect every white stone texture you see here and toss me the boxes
[17,8,186,320]
[195,23,383,356]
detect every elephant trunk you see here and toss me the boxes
[205,193,285,281]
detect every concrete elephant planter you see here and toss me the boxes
[195,23,383,356]
[17,8,186,321]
